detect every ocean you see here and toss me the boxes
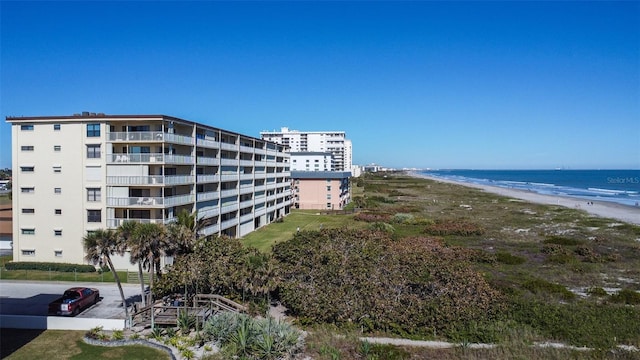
[420,169,640,207]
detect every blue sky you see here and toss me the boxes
[1,1,638,170]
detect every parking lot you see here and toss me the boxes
[0,280,143,319]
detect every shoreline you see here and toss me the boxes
[407,172,640,226]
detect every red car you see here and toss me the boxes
[48,287,100,316]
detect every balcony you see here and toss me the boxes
[220,218,238,230]
[196,138,220,148]
[239,145,254,153]
[239,213,254,223]
[254,185,266,192]
[220,142,237,151]
[220,174,238,182]
[165,194,195,207]
[165,154,195,165]
[197,156,219,166]
[107,196,164,207]
[106,217,165,228]
[202,224,220,236]
[220,203,238,214]
[220,189,238,198]
[107,131,164,142]
[164,133,194,145]
[239,200,253,208]
[220,158,238,166]
[196,174,220,183]
[196,191,219,201]
[107,175,165,186]
[239,186,254,195]
[165,175,195,185]
[254,207,266,216]
[239,173,254,181]
[108,153,163,163]
[239,160,253,167]
[254,148,266,155]
[198,207,220,219]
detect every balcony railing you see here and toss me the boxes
[106,217,165,228]
[220,218,238,229]
[197,157,219,166]
[108,131,164,142]
[166,175,195,185]
[220,142,237,151]
[108,153,164,163]
[165,154,195,164]
[220,189,238,198]
[239,213,254,223]
[254,208,266,216]
[198,207,220,219]
[197,191,219,201]
[239,160,253,167]
[220,203,238,214]
[202,224,220,236]
[107,175,165,186]
[165,194,195,207]
[239,145,254,153]
[239,200,253,208]
[196,138,220,148]
[220,174,238,182]
[220,158,238,166]
[196,174,220,183]
[164,133,194,145]
[107,196,164,207]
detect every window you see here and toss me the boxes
[54,250,63,257]
[20,166,34,172]
[20,125,34,131]
[326,202,332,209]
[54,229,62,236]
[87,188,101,202]
[86,144,101,158]
[21,208,35,214]
[327,194,332,200]
[21,250,35,256]
[21,146,34,151]
[53,124,61,130]
[53,166,62,173]
[87,210,101,223]
[86,123,100,137]
[55,209,62,215]
[54,145,61,151]
[21,228,35,235]
[327,186,331,191]
[21,187,35,193]
[54,187,62,194]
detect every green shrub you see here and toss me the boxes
[587,287,608,297]
[543,236,584,246]
[423,219,485,236]
[4,261,96,272]
[610,289,640,305]
[495,251,526,265]
[368,222,395,234]
[521,278,576,301]
[391,213,414,224]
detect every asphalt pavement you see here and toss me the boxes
[0,280,144,319]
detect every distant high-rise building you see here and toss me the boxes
[8,113,292,269]
[260,127,352,172]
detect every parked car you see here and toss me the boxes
[48,287,100,316]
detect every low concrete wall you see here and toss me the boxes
[0,315,125,330]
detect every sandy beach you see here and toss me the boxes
[409,172,640,226]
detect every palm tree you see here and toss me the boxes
[132,222,170,305]
[84,229,129,322]
[168,209,208,254]
[118,221,146,307]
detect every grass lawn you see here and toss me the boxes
[1,329,169,360]
[241,210,367,252]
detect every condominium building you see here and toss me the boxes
[260,127,352,172]
[291,171,351,210]
[8,113,292,268]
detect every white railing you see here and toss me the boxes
[220,142,237,151]
[106,217,165,228]
[254,148,266,155]
[106,175,165,185]
[254,208,266,216]
[220,158,237,166]
[239,173,254,181]
[239,160,253,167]
[108,153,164,163]
[107,131,164,142]
[239,186,254,195]
[198,207,220,219]
[254,185,266,192]
[220,189,238,198]
[197,191,219,201]
[197,157,218,165]
[202,224,220,236]
[239,145,254,153]
[220,203,238,214]
[220,218,238,229]
[165,154,195,164]
[164,194,195,207]
[107,196,163,207]
[164,133,194,145]
[239,200,253,208]
[165,175,195,185]
[239,213,254,223]
[196,174,220,183]
[196,138,220,148]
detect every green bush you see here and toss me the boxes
[521,278,576,301]
[543,236,584,246]
[495,251,526,265]
[4,261,96,272]
[586,287,608,297]
[609,289,640,305]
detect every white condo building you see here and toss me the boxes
[8,113,292,269]
[260,127,352,172]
